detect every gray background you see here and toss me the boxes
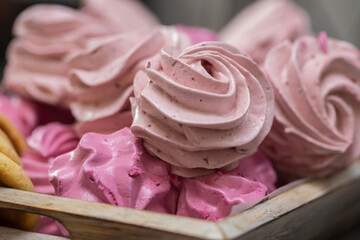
[1,0,360,59]
[143,0,360,46]
[1,0,360,76]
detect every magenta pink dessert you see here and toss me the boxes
[176,25,218,45]
[131,41,274,177]
[0,91,37,137]
[68,27,190,135]
[226,151,277,192]
[48,127,177,214]
[22,123,79,235]
[262,32,360,178]
[4,4,108,106]
[176,151,276,221]
[220,0,310,65]
[33,101,75,126]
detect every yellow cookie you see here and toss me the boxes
[0,152,34,191]
[0,151,40,231]
[0,128,21,165]
[0,128,12,143]
[0,112,27,155]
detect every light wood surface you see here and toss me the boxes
[0,226,67,240]
[0,188,223,240]
[0,160,359,240]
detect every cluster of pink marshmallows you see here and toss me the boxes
[1,0,360,236]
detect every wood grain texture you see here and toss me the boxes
[0,160,359,240]
[0,188,223,240]
[0,226,67,240]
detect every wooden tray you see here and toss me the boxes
[1,160,360,240]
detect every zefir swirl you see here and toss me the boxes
[262,32,360,178]
[4,4,107,106]
[131,42,274,177]
[68,27,190,135]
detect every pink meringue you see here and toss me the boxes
[4,38,71,106]
[220,0,310,65]
[49,127,177,214]
[262,33,360,178]
[82,0,159,34]
[131,41,274,177]
[4,4,108,106]
[22,123,79,235]
[0,91,37,137]
[13,4,107,54]
[68,27,190,135]
[176,151,276,221]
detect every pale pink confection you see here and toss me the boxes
[176,151,277,221]
[13,4,107,54]
[68,27,191,136]
[176,25,218,45]
[48,127,177,214]
[82,0,159,34]
[262,32,360,179]
[131,42,274,178]
[22,123,79,235]
[4,4,109,106]
[0,91,37,137]
[220,0,310,65]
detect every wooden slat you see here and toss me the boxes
[0,188,223,240]
[0,226,67,240]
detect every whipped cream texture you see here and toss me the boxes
[131,41,274,177]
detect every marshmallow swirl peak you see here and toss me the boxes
[68,27,190,126]
[4,4,108,106]
[262,33,360,178]
[131,42,274,177]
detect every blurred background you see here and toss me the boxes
[1,0,360,78]
[0,0,359,239]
